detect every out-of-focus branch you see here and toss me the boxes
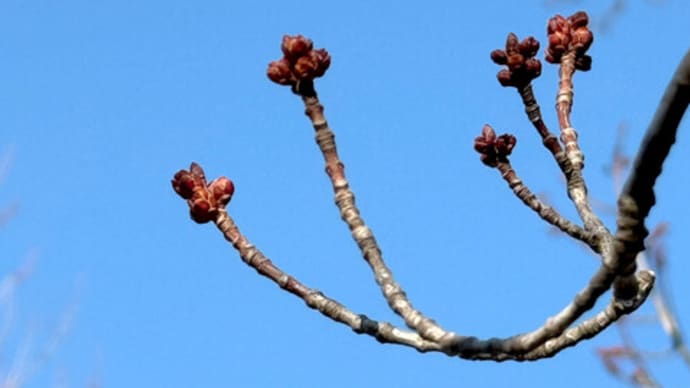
[2,149,82,387]
[0,148,18,228]
[619,49,690,229]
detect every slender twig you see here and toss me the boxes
[299,81,655,356]
[616,317,660,387]
[495,161,597,248]
[208,206,653,361]
[295,80,451,343]
[556,51,584,171]
[555,52,610,242]
[517,84,565,161]
[211,209,445,352]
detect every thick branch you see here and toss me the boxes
[614,48,690,300]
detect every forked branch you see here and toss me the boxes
[171,11,686,361]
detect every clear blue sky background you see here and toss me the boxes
[2,1,689,387]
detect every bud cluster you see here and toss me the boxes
[545,11,593,71]
[267,35,331,86]
[473,124,517,167]
[490,33,542,88]
[172,163,235,223]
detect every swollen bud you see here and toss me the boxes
[281,35,313,61]
[267,59,293,85]
[209,177,235,206]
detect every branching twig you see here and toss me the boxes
[171,11,686,363]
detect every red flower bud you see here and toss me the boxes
[474,125,496,154]
[267,58,294,85]
[480,154,498,168]
[545,11,593,66]
[575,55,592,71]
[294,55,318,79]
[491,33,542,88]
[482,124,496,141]
[490,49,507,65]
[209,177,235,206]
[519,37,540,58]
[507,53,525,70]
[473,125,516,167]
[547,15,571,38]
[505,33,519,54]
[496,69,514,87]
[568,11,589,29]
[189,162,207,184]
[571,28,593,53]
[190,196,216,223]
[524,58,542,77]
[172,170,198,199]
[172,163,236,224]
[268,34,331,89]
[281,35,313,61]
[311,48,331,78]
[495,134,517,156]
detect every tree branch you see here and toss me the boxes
[614,48,690,300]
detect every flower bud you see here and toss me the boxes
[525,58,542,77]
[507,53,525,70]
[505,33,519,54]
[294,55,318,79]
[496,69,514,87]
[281,35,313,61]
[545,12,593,65]
[490,49,507,65]
[481,124,497,142]
[473,125,516,167]
[172,163,235,223]
[571,28,593,53]
[189,162,207,184]
[495,134,517,157]
[267,58,293,85]
[474,126,496,155]
[311,48,331,78]
[209,177,235,206]
[190,196,216,223]
[575,55,592,71]
[568,11,589,29]
[480,154,498,168]
[492,33,542,88]
[519,36,540,58]
[172,170,198,199]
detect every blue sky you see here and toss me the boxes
[2,1,689,387]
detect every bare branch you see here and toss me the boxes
[614,48,690,300]
[171,13,678,364]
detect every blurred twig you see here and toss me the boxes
[1,148,83,388]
